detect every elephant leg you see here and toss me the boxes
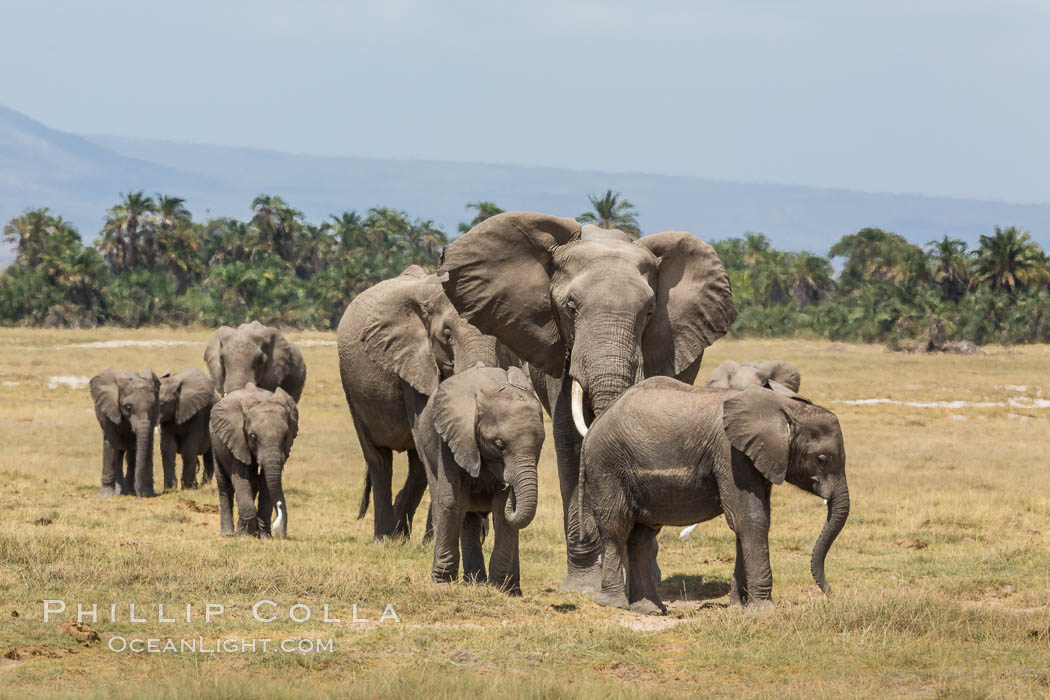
[160,430,178,490]
[393,449,428,538]
[627,525,666,615]
[594,529,630,610]
[180,440,200,489]
[488,496,521,596]
[355,426,397,540]
[729,536,748,607]
[229,470,259,537]
[552,384,601,592]
[431,502,466,584]
[121,448,136,496]
[731,488,774,607]
[460,512,487,584]
[215,465,236,536]
[422,502,435,543]
[99,441,122,497]
[201,449,214,486]
[256,478,273,538]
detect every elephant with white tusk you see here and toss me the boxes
[210,383,298,538]
[440,213,736,591]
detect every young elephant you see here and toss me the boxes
[205,321,307,401]
[90,369,161,498]
[158,368,216,490]
[210,384,298,538]
[416,366,545,595]
[705,360,801,392]
[581,377,850,614]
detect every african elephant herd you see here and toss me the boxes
[88,212,850,614]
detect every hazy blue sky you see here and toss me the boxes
[2,1,1047,203]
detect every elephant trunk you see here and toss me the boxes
[260,450,287,539]
[454,328,499,371]
[570,315,639,434]
[131,418,153,495]
[503,463,538,530]
[811,477,850,595]
[223,369,255,395]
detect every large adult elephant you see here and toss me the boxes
[440,212,737,590]
[205,321,307,401]
[337,266,515,540]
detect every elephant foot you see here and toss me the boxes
[182,481,199,490]
[220,528,234,537]
[135,488,157,499]
[97,485,118,498]
[593,588,629,610]
[164,480,177,490]
[118,480,134,495]
[562,563,602,593]
[629,598,667,616]
[744,599,775,615]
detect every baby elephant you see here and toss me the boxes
[705,360,801,392]
[581,377,850,614]
[210,384,298,538]
[417,366,545,595]
[90,369,160,498]
[158,369,216,490]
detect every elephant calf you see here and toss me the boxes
[90,369,161,498]
[210,384,299,538]
[705,359,802,392]
[581,378,850,615]
[417,366,545,595]
[159,368,216,490]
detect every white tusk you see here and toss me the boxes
[273,501,284,532]
[823,499,828,506]
[679,523,699,540]
[570,379,589,437]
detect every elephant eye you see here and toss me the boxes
[817,454,828,466]
[494,438,505,452]
[122,403,132,412]
[566,300,577,318]
[249,432,258,442]
[442,328,453,341]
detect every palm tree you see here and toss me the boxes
[971,226,1049,293]
[458,201,504,233]
[926,236,970,302]
[786,252,835,306]
[578,190,641,240]
[830,228,929,289]
[99,191,156,269]
[251,194,303,261]
[3,208,78,267]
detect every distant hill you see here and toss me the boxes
[2,103,1048,267]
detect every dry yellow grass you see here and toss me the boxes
[1,328,1049,698]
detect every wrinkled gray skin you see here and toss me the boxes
[90,369,161,498]
[210,384,298,538]
[417,366,545,595]
[440,212,737,590]
[205,321,307,401]
[581,378,850,615]
[337,266,517,541]
[705,360,801,392]
[158,368,216,490]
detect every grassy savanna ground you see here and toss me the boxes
[1,328,1049,698]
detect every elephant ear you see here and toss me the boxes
[89,369,122,424]
[264,327,305,401]
[204,326,235,393]
[361,273,441,396]
[175,369,216,424]
[273,387,299,456]
[756,361,801,393]
[210,393,251,464]
[704,360,739,388]
[432,373,480,478]
[722,386,793,485]
[637,231,738,377]
[141,368,160,396]
[440,212,581,377]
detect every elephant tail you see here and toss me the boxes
[357,471,371,519]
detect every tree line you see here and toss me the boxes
[2,189,1047,346]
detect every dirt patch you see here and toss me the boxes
[178,498,219,514]
[59,620,100,647]
[617,615,689,632]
